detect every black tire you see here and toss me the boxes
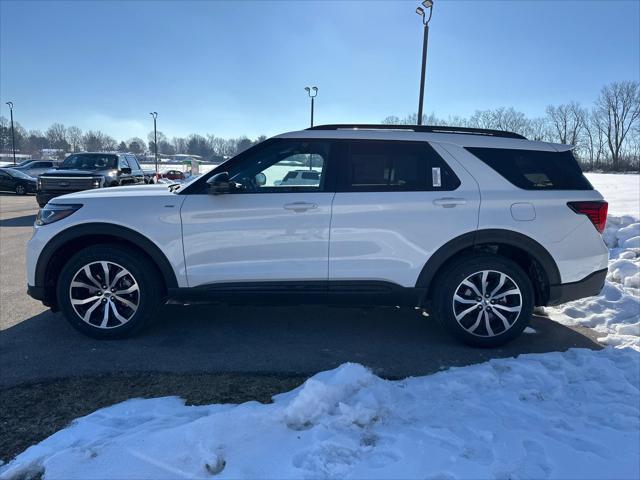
[15,183,26,195]
[432,254,534,348]
[56,244,163,339]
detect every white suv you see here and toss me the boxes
[26,124,609,347]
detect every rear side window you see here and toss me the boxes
[466,147,592,190]
[341,141,460,192]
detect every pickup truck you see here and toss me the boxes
[36,152,145,207]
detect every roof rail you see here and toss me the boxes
[307,124,527,140]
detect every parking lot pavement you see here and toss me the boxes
[0,193,602,387]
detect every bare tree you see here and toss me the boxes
[45,123,68,150]
[595,81,640,170]
[546,102,585,146]
[67,126,83,152]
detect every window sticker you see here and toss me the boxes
[432,167,442,187]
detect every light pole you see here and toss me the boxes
[150,112,158,174]
[415,0,434,126]
[5,101,16,165]
[304,86,318,127]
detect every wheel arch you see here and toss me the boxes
[36,223,178,308]
[416,229,561,306]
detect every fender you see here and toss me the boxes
[35,223,178,289]
[415,229,561,289]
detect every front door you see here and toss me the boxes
[180,139,335,288]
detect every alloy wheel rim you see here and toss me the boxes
[452,270,522,338]
[16,185,25,194]
[69,261,140,329]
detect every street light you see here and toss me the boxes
[304,86,318,127]
[149,112,158,174]
[415,0,434,126]
[5,101,16,165]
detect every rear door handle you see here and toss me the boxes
[284,202,318,212]
[433,197,467,208]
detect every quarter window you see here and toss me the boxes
[466,147,593,190]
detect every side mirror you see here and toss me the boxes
[121,167,132,174]
[207,172,231,195]
[255,172,267,186]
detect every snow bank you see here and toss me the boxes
[2,350,639,480]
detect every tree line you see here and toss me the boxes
[0,119,268,162]
[383,81,640,171]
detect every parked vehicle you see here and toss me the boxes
[11,160,58,178]
[0,167,37,195]
[36,152,145,207]
[26,124,609,346]
[273,169,322,186]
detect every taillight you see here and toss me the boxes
[567,201,608,234]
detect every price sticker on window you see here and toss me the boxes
[432,167,442,187]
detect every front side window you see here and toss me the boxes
[127,155,141,169]
[118,156,131,169]
[340,141,460,192]
[229,140,330,193]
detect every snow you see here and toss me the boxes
[1,173,638,479]
[585,173,639,217]
[2,351,638,480]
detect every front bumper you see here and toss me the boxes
[547,268,607,306]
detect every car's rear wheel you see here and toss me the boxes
[56,245,163,339]
[15,184,26,195]
[433,254,533,347]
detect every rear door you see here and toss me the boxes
[329,140,480,289]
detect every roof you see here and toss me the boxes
[276,124,569,152]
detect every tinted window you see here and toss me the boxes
[61,154,117,170]
[119,156,131,169]
[342,141,460,192]
[466,147,593,190]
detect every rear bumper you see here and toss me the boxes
[547,268,607,306]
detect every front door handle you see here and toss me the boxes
[433,197,467,208]
[284,202,318,212]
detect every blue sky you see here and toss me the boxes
[1,0,638,140]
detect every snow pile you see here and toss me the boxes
[2,351,639,480]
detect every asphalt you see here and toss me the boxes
[0,193,602,388]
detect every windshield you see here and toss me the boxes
[60,154,117,170]
[3,168,34,180]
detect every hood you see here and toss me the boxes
[40,168,113,177]
[51,183,175,202]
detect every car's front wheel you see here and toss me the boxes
[15,183,26,195]
[56,245,163,338]
[432,254,534,348]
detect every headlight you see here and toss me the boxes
[92,178,102,188]
[37,177,42,190]
[35,204,82,226]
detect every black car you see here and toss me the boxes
[0,167,37,195]
[36,152,145,207]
